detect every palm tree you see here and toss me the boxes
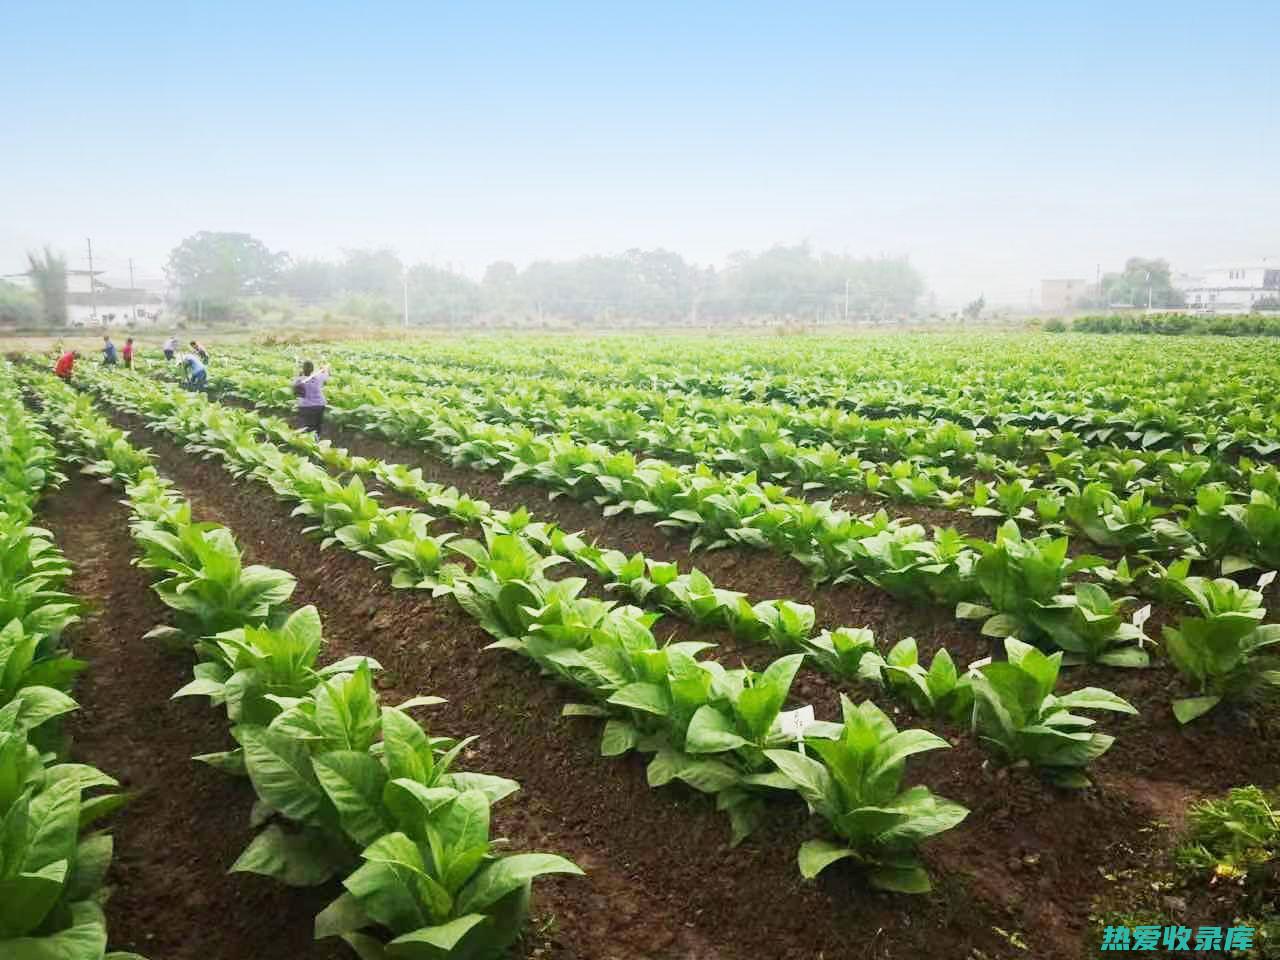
[26,246,67,327]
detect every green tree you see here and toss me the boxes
[280,257,340,302]
[0,280,40,327]
[1098,257,1185,309]
[339,248,403,298]
[166,231,285,321]
[408,263,481,325]
[25,246,67,326]
[712,244,924,323]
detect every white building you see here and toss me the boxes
[1178,260,1280,313]
[3,268,166,326]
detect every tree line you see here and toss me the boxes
[162,231,926,326]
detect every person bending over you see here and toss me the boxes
[54,349,80,381]
[181,352,208,392]
[293,360,330,436]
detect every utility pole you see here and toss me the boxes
[844,278,850,324]
[1146,271,1153,311]
[86,238,98,323]
[128,258,137,323]
[1096,263,1102,306]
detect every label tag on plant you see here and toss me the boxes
[1132,604,1151,628]
[778,705,816,755]
[1258,570,1277,588]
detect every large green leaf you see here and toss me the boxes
[0,899,107,959]
[386,914,490,959]
[796,838,857,880]
[684,705,750,754]
[454,853,583,915]
[236,724,325,822]
[314,751,390,847]
[232,823,349,886]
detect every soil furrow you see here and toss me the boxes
[41,473,346,960]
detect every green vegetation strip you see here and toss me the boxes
[0,362,141,960]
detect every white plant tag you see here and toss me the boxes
[1259,570,1277,588]
[778,705,816,740]
[1132,604,1152,646]
[778,705,816,756]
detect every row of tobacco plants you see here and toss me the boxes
[30,368,584,960]
[0,363,140,959]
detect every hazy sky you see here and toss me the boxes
[2,0,1276,305]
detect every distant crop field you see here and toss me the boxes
[6,330,1278,959]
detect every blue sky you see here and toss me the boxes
[1,0,1276,304]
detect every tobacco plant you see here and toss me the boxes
[1163,577,1280,723]
[766,696,967,893]
[969,638,1137,787]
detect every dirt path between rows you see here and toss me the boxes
[42,474,346,960]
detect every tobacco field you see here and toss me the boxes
[4,331,1279,959]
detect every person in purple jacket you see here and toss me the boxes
[293,360,330,436]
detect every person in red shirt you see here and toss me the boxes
[122,337,135,368]
[53,350,80,380]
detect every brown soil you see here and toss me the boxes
[77,399,1280,960]
[42,475,346,960]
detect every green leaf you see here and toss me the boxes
[675,758,742,794]
[868,862,932,894]
[600,720,639,757]
[1172,695,1221,725]
[77,792,127,831]
[1053,687,1138,715]
[339,932,391,960]
[0,900,107,959]
[763,748,834,811]
[231,823,349,886]
[65,833,113,902]
[796,838,857,879]
[607,682,670,716]
[454,853,583,915]
[386,914,490,957]
[236,724,324,822]
[684,705,750,754]
[314,751,391,847]
[980,613,1021,638]
[315,891,372,939]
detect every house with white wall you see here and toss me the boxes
[1178,260,1280,312]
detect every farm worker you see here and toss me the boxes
[293,360,330,436]
[122,337,135,368]
[162,335,177,361]
[190,339,210,363]
[181,353,208,392]
[53,350,79,381]
[102,335,118,366]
